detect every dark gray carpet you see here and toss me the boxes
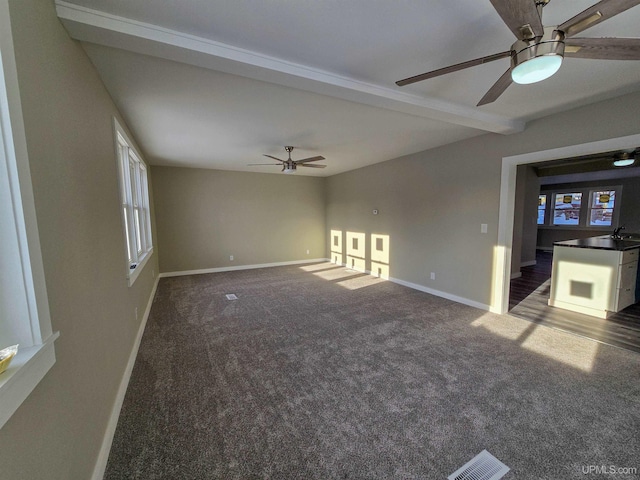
[105,263,640,479]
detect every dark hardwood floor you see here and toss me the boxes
[509,250,640,354]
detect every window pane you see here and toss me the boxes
[123,207,132,263]
[129,160,138,207]
[591,190,615,208]
[590,208,614,226]
[134,208,142,253]
[118,144,128,203]
[537,194,546,225]
[553,193,582,225]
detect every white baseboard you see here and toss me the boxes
[510,272,522,280]
[159,258,329,278]
[389,276,491,311]
[520,260,537,267]
[333,261,491,312]
[92,275,160,480]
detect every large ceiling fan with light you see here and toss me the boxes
[249,146,326,173]
[396,0,640,105]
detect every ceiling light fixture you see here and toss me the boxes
[511,27,565,85]
[613,152,635,167]
[282,161,297,174]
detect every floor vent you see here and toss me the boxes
[225,294,238,300]
[448,450,510,480]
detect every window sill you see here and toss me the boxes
[127,248,153,286]
[537,225,612,230]
[0,332,59,430]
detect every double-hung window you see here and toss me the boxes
[552,192,582,226]
[588,190,616,227]
[114,119,152,285]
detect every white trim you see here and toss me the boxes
[54,1,523,135]
[510,272,522,280]
[91,275,159,480]
[0,332,59,429]
[127,249,153,286]
[520,260,537,267]
[389,276,491,311]
[113,118,153,286]
[493,133,640,314]
[159,258,329,278]
[333,260,491,311]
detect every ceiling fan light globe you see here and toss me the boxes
[511,55,563,84]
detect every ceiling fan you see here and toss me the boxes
[396,0,640,106]
[249,146,326,173]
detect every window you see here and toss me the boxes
[114,119,153,285]
[539,185,622,229]
[537,194,546,225]
[0,9,58,430]
[589,190,616,227]
[553,192,582,226]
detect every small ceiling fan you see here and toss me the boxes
[396,0,640,105]
[249,146,326,173]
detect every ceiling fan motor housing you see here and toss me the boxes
[511,26,565,83]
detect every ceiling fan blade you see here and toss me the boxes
[565,37,640,60]
[297,163,326,168]
[296,156,325,164]
[248,163,282,166]
[559,0,640,37]
[489,0,544,40]
[396,51,510,86]
[477,68,514,106]
[263,154,285,163]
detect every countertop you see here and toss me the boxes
[554,235,640,251]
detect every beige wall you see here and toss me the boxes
[0,1,158,479]
[512,165,540,275]
[326,91,640,307]
[152,166,326,273]
[520,166,540,265]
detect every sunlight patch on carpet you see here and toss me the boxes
[336,274,385,290]
[521,326,598,373]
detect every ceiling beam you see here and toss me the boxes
[55,1,525,135]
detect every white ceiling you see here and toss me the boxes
[55,0,640,176]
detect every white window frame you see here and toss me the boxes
[114,119,153,286]
[0,0,58,430]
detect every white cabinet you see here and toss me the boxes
[548,246,638,318]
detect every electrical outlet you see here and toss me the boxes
[229,255,234,261]
[481,223,488,234]
[306,249,310,255]
[430,272,436,280]
[135,307,138,320]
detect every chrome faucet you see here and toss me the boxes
[612,225,625,239]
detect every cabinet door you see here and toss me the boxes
[617,261,638,289]
[621,248,639,265]
[616,285,637,311]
